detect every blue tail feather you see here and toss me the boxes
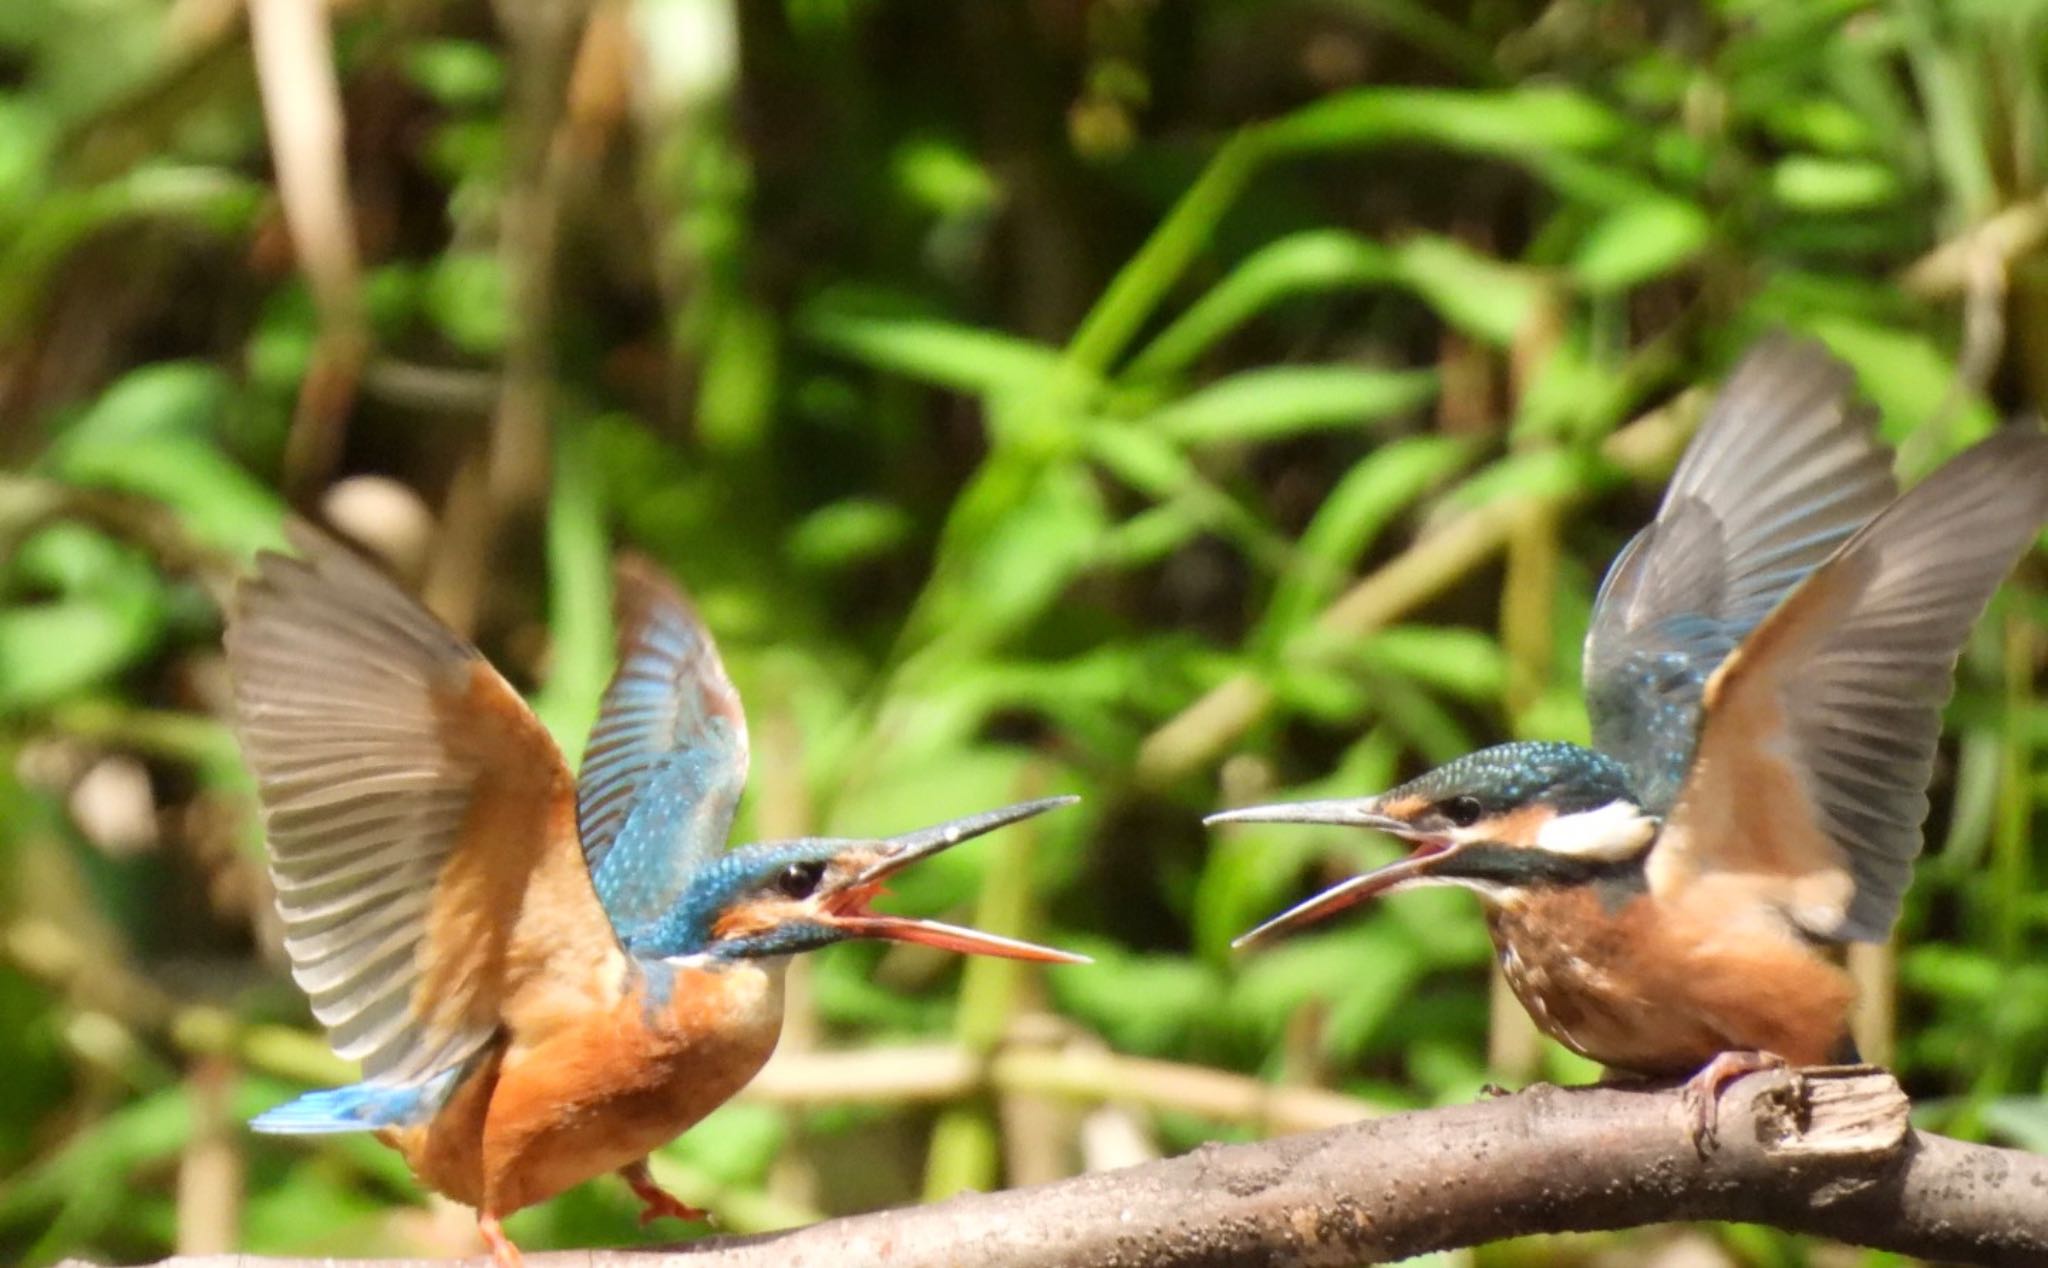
[251,1067,463,1135]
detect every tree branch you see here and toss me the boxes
[94,1068,2048,1268]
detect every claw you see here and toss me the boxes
[621,1159,712,1227]
[1476,1082,1514,1100]
[1682,1049,1786,1154]
[478,1212,523,1268]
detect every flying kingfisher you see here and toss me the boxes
[1211,334,2048,1138]
[226,526,1085,1265]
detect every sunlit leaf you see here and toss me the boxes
[1570,198,1710,292]
[1393,236,1549,345]
[1771,154,1902,211]
[423,251,511,356]
[803,301,1067,398]
[1127,231,1398,380]
[786,497,914,570]
[1147,366,1437,446]
[1264,85,1623,156]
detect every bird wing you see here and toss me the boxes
[574,555,749,942]
[228,524,617,1114]
[1650,431,2048,941]
[1584,334,1897,810]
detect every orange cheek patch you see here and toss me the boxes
[711,902,789,942]
[1379,794,1429,821]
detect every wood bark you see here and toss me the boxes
[77,1069,2048,1268]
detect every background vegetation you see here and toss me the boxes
[3,1,2046,1264]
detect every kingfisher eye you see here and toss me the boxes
[1440,796,1484,828]
[775,860,827,899]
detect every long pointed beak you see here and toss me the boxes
[1203,797,1420,836]
[1229,842,1457,948]
[1208,795,1455,949]
[826,912,1088,963]
[820,795,1090,965]
[851,795,1080,886]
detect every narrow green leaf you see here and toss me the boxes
[46,436,284,557]
[1357,626,1508,702]
[1253,436,1470,650]
[805,301,1065,397]
[1264,85,1623,157]
[531,423,611,766]
[1770,155,1901,212]
[786,497,915,570]
[1148,366,1437,446]
[1571,198,1711,292]
[1392,236,1547,345]
[1126,231,1397,381]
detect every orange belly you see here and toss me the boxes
[1487,887,1854,1075]
[383,959,784,1216]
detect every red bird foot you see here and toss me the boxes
[477,1213,524,1268]
[1681,1049,1787,1153]
[621,1160,712,1227]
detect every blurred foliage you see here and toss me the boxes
[2,1,2046,1265]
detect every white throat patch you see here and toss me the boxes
[1535,800,1657,861]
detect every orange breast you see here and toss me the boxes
[1488,887,1854,1075]
[386,958,785,1216]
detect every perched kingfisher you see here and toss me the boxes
[225,526,1085,1265]
[1212,335,2048,1138]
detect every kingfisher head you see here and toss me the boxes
[643,795,1087,964]
[1212,742,1656,946]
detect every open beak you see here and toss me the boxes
[1205,797,1459,949]
[818,795,1090,965]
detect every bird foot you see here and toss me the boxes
[1681,1049,1786,1154]
[621,1160,712,1227]
[478,1213,524,1268]
[1476,1082,1515,1100]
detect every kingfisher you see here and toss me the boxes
[225,526,1085,1265]
[1212,334,2048,1139]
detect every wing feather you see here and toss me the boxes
[574,556,749,942]
[1585,334,1897,809]
[227,524,616,1113]
[1653,430,2048,940]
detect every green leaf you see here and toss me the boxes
[1147,366,1437,446]
[423,251,511,356]
[803,301,1066,398]
[662,1101,788,1187]
[403,39,506,109]
[1264,85,1623,157]
[530,423,612,766]
[1570,198,1711,292]
[1085,425,1290,568]
[1770,155,1901,212]
[892,136,999,217]
[1253,436,1470,650]
[47,436,284,557]
[56,361,228,444]
[33,363,284,556]
[1050,944,1223,1056]
[1800,318,1998,459]
[1982,1098,2048,1153]
[786,498,915,570]
[0,527,166,712]
[1358,626,1508,702]
[1126,231,1397,380]
[1393,236,1548,345]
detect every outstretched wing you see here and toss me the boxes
[1584,334,1897,810]
[575,556,749,943]
[1651,431,2048,941]
[228,524,617,1123]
